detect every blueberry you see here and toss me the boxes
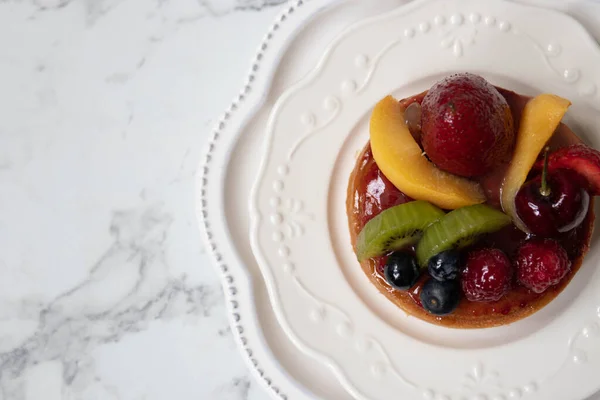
[428,250,461,281]
[420,278,460,315]
[384,252,420,290]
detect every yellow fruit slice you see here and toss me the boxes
[500,94,571,232]
[370,96,485,210]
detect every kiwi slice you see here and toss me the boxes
[356,201,445,261]
[416,204,511,267]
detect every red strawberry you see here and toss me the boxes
[534,144,600,195]
[461,248,512,302]
[515,239,571,294]
[375,255,387,276]
[356,147,412,228]
[421,73,515,177]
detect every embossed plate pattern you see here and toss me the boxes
[199,0,600,399]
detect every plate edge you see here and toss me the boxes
[195,1,340,399]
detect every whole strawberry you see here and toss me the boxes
[461,248,512,302]
[515,239,571,293]
[421,73,514,177]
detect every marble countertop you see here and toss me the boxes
[0,0,285,399]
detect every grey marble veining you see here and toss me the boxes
[5,0,600,399]
[0,0,286,399]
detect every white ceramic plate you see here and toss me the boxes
[198,0,600,399]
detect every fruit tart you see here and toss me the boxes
[347,73,598,328]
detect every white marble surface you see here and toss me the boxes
[0,0,286,399]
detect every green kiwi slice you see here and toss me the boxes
[416,204,511,267]
[356,201,445,261]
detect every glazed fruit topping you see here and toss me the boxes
[535,143,600,196]
[416,204,511,267]
[369,95,485,210]
[420,279,461,315]
[515,238,571,294]
[354,147,412,228]
[354,73,596,322]
[355,200,444,261]
[421,72,514,177]
[516,148,590,236]
[384,252,421,291]
[500,94,571,233]
[461,248,512,302]
[428,250,461,282]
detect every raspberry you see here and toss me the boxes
[461,248,511,302]
[515,239,571,293]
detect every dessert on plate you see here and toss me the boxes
[346,73,599,328]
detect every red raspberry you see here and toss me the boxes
[461,248,511,302]
[515,239,571,294]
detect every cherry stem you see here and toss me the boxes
[540,147,551,197]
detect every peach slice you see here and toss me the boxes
[369,96,485,210]
[500,94,571,232]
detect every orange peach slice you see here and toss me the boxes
[369,96,485,210]
[500,94,571,232]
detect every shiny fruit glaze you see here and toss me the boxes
[350,146,413,230]
[350,145,594,327]
[421,73,515,177]
[515,168,590,237]
[348,88,595,327]
[535,144,600,196]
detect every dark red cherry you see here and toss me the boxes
[515,149,589,237]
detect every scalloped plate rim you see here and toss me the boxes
[197,1,600,399]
